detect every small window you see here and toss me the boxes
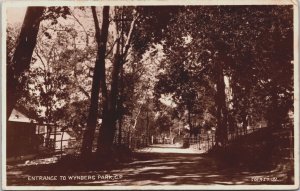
[36,125,47,134]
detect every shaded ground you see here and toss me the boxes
[6,144,292,186]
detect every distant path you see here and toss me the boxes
[137,144,203,154]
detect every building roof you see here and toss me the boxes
[8,108,36,123]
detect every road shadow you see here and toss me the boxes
[6,145,293,186]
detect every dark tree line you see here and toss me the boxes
[155,6,293,146]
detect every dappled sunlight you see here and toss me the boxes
[7,170,23,175]
[129,159,162,165]
[214,181,237,185]
[136,180,174,185]
[137,144,204,154]
[7,143,293,186]
[137,166,176,171]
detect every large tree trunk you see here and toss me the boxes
[97,10,138,155]
[97,43,121,154]
[7,7,45,119]
[215,62,228,146]
[117,66,124,145]
[81,6,110,156]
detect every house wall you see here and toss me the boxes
[39,127,74,152]
[7,121,41,157]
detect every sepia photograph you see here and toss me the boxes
[1,0,299,190]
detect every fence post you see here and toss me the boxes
[290,129,293,159]
[60,130,64,157]
[207,134,209,151]
[198,136,200,150]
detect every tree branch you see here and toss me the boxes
[91,6,101,44]
[132,103,143,129]
[73,66,91,99]
[105,38,119,57]
[122,10,139,60]
[70,9,89,45]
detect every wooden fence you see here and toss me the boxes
[185,126,264,152]
[37,127,151,156]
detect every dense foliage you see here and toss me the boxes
[7,5,293,154]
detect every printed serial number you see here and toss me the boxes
[251,176,279,182]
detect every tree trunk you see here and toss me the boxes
[81,6,110,156]
[268,86,281,129]
[117,10,125,146]
[118,116,123,145]
[97,9,138,155]
[215,62,228,146]
[146,102,150,145]
[7,7,45,119]
[241,111,248,134]
[187,106,193,137]
[97,46,121,154]
[117,58,125,146]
